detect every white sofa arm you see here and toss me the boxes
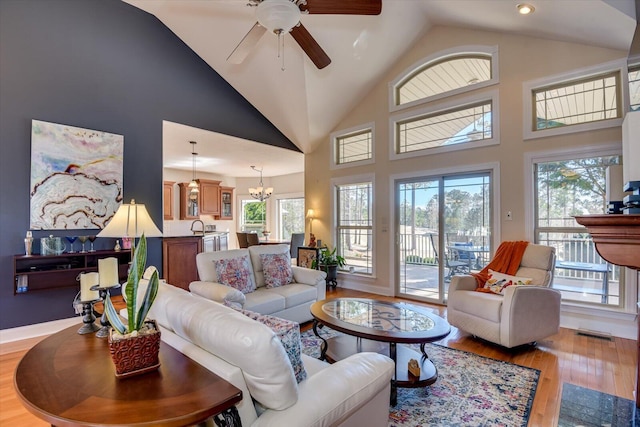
[448,275,477,293]
[189,281,246,309]
[501,285,561,347]
[253,352,394,427]
[291,266,327,287]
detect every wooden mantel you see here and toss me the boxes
[574,214,640,270]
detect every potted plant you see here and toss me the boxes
[103,234,161,378]
[314,246,346,288]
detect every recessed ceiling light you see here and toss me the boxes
[517,3,535,15]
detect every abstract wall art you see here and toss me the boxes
[30,120,123,230]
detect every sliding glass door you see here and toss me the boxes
[397,172,492,303]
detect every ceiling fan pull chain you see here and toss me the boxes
[279,30,286,71]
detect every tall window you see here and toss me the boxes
[535,155,622,305]
[335,180,373,274]
[277,197,304,240]
[241,200,266,233]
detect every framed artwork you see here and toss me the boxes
[297,247,319,269]
[30,120,124,230]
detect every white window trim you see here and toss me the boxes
[388,45,499,113]
[330,122,375,170]
[236,194,270,232]
[389,162,501,294]
[331,173,376,278]
[389,89,500,161]
[522,142,638,315]
[271,191,304,240]
[522,58,629,141]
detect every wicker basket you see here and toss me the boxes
[108,320,161,379]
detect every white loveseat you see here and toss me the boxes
[190,244,326,323]
[447,243,561,348]
[146,282,395,427]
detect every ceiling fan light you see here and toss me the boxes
[256,0,301,34]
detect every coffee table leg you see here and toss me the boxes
[312,320,328,361]
[213,406,242,427]
[390,342,397,406]
[419,342,429,360]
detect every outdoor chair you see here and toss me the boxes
[427,234,469,281]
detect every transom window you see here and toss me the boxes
[396,55,492,106]
[396,100,492,154]
[532,71,621,131]
[335,129,372,165]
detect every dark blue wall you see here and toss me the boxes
[0,0,298,329]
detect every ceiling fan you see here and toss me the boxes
[227,0,382,69]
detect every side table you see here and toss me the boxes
[15,324,243,426]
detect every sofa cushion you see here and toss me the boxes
[238,309,307,383]
[244,289,287,315]
[260,253,293,288]
[195,249,253,283]
[449,290,503,323]
[159,285,299,410]
[483,269,533,295]
[214,254,256,294]
[249,244,290,288]
[267,283,318,309]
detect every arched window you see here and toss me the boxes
[390,46,498,111]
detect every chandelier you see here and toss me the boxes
[248,166,273,201]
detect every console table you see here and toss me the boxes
[14,324,243,426]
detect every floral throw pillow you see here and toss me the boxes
[260,253,293,289]
[214,255,256,294]
[238,309,307,383]
[484,269,533,295]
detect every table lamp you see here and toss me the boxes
[97,199,162,256]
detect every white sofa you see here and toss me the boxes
[146,282,395,427]
[447,243,561,348]
[190,244,326,324]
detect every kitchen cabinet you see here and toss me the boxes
[199,179,221,216]
[178,182,199,220]
[203,233,229,252]
[219,187,234,220]
[163,181,175,220]
[162,236,202,290]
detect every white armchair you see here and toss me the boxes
[447,243,561,348]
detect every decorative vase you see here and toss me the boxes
[108,320,161,378]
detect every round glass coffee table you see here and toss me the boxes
[310,297,451,405]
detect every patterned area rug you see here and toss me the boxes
[300,328,539,427]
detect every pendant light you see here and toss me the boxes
[188,141,199,197]
[248,166,273,201]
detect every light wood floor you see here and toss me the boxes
[1,287,636,427]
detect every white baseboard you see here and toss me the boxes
[0,316,79,345]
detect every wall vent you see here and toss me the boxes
[576,328,613,341]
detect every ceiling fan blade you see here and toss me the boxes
[290,24,331,69]
[302,0,382,15]
[227,22,267,64]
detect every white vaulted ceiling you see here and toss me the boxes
[124,0,636,176]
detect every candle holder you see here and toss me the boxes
[77,299,101,335]
[91,283,121,338]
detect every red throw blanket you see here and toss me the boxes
[472,241,529,291]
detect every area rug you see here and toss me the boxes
[558,383,639,427]
[300,328,539,427]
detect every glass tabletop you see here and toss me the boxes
[321,299,436,333]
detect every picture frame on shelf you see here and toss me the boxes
[297,247,319,269]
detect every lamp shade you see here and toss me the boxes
[306,209,315,219]
[97,199,162,238]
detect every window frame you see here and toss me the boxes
[330,122,375,170]
[331,174,375,276]
[271,192,305,240]
[389,89,500,160]
[522,58,628,140]
[389,45,499,113]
